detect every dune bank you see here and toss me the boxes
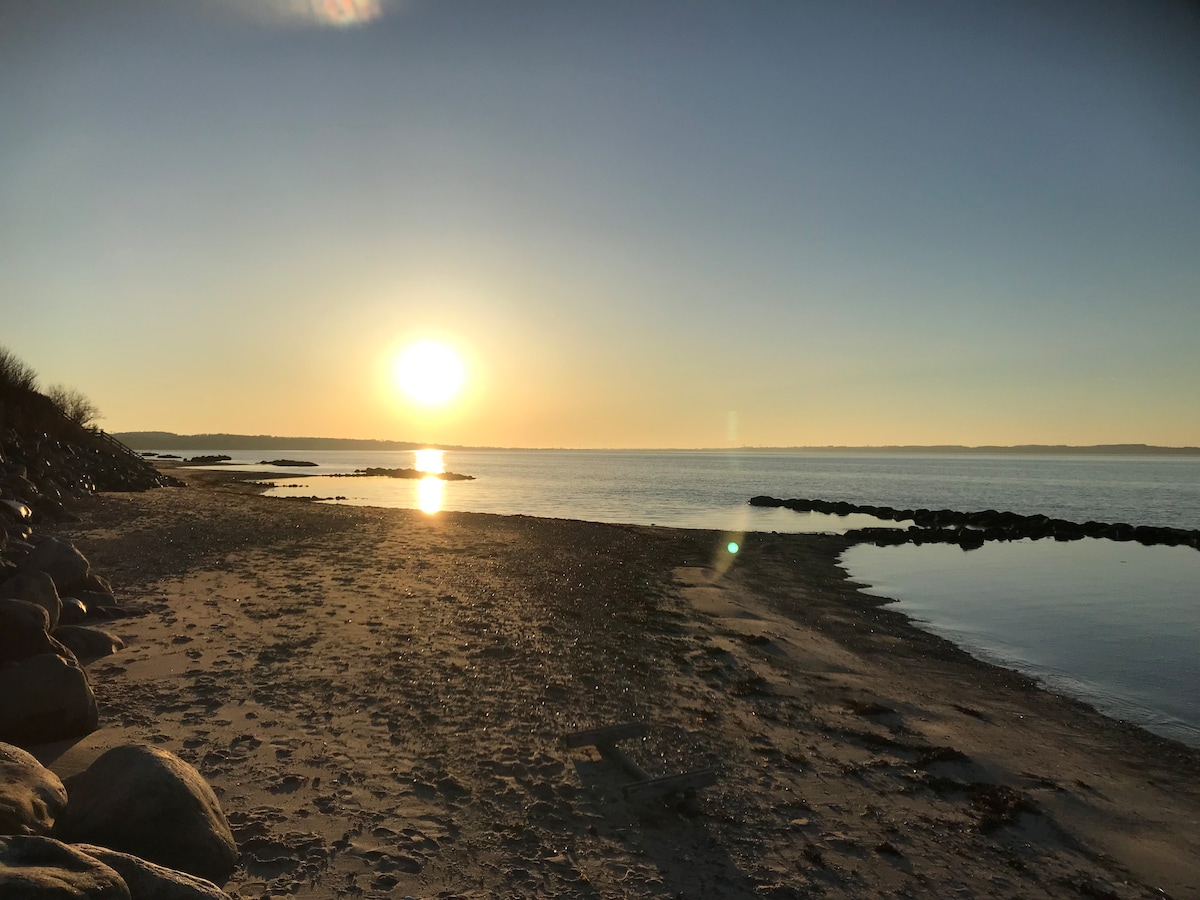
[40,464,1200,899]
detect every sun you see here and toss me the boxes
[394,341,466,406]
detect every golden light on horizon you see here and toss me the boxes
[394,341,466,407]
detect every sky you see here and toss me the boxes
[2,0,1198,449]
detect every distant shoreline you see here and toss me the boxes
[115,431,1200,456]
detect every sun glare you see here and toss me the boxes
[417,476,444,514]
[413,448,445,474]
[395,341,466,407]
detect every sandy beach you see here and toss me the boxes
[34,465,1200,899]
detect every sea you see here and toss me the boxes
[155,448,1200,747]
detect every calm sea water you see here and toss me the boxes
[160,449,1200,746]
[169,448,1200,530]
[842,539,1200,747]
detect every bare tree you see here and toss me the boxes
[46,384,102,429]
[0,346,39,392]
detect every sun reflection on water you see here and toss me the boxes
[414,448,445,474]
[414,449,445,513]
[417,476,444,514]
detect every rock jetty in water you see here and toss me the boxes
[340,467,475,480]
[749,495,1200,551]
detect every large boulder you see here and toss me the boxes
[68,592,128,618]
[0,569,63,629]
[22,537,91,593]
[0,742,68,836]
[0,498,32,525]
[0,834,130,899]
[74,845,231,900]
[0,598,63,664]
[52,626,125,663]
[80,573,115,598]
[55,745,238,884]
[0,653,99,746]
[59,597,91,627]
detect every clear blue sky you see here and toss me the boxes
[2,1,1197,447]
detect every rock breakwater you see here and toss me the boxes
[339,466,475,480]
[0,409,236,896]
[749,496,1200,551]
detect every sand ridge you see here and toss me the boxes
[36,468,1200,898]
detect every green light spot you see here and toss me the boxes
[727,542,739,554]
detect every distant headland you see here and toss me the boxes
[116,432,444,452]
[115,433,1200,455]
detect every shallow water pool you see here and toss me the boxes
[841,537,1200,746]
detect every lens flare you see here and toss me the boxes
[712,530,746,577]
[250,0,389,27]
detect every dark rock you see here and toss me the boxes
[73,844,232,900]
[1133,525,1171,546]
[22,537,91,593]
[0,570,63,630]
[0,598,69,664]
[7,537,33,556]
[80,574,115,597]
[56,745,239,884]
[347,467,475,480]
[748,496,783,507]
[90,606,126,621]
[1105,523,1135,541]
[59,597,90,626]
[957,530,986,551]
[1051,521,1084,541]
[757,496,1200,552]
[0,741,68,836]
[1025,521,1052,540]
[51,626,125,662]
[0,653,98,746]
[0,498,32,524]
[70,590,123,612]
[0,835,130,899]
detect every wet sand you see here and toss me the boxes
[37,465,1200,898]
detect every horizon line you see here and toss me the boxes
[113,431,1200,455]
